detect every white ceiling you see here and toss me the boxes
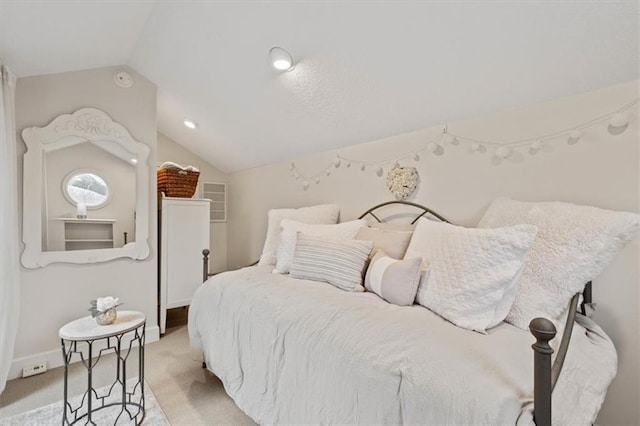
[2,1,638,172]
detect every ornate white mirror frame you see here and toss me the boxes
[21,108,151,268]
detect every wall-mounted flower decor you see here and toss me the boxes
[386,166,419,200]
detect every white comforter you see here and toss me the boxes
[188,266,616,425]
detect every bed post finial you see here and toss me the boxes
[202,249,210,283]
[530,317,556,426]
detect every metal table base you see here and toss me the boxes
[60,323,145,425]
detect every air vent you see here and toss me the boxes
[201,182,227,222]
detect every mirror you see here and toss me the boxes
[21,108,150,268]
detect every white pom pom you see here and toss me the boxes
[496,146,511,158]
[443,134,458,146]
[531,140,542,150]
[427,141,439,152]
[361,164,366,171]
[315,178,320,184]
[568,130,582,145]
[346,161,352,168]
[413,154,420,161]
[375,165,383,174]
[609,113,628,128]
[325,169,331,176]
[333,157,341,167]
[470,143,481,152]
[302,180,309,189]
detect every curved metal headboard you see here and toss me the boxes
[358,200,450,224]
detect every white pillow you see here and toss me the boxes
[478,197,640,329]
[274,219,367,274]
[258,204,339,266]
[405,218,538,333]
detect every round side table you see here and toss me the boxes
[59,310,146,425]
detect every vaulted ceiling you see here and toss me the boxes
[1,1,638,172]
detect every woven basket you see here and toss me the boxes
[157,167,200,198]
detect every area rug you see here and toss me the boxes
[0,380,169,426]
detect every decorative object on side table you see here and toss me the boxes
[385,166,419,200]
[89,296,121,325]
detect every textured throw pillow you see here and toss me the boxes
[478,197,640,329]
[274,219,367,274]
[405,218,538,333]
[290,234,373,292]
[364,251,423,306]
[258,204,339,266]
[355,226,413,260]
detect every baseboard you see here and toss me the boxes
[8,324,160,381]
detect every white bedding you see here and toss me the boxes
[188,266,616,425]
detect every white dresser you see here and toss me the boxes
[159,196,211,334]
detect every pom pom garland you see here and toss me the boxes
[288,98,638,190]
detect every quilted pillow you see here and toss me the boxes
[258,204,339,266]
[290,234,373,292]
[355,226,413,260]
[478,197,640,329]
[274,219,367,274]
[364,251,423,306]
[405,218,538,333]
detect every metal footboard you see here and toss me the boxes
[530,283,590,425]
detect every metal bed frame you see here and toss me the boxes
[201,200,591,426]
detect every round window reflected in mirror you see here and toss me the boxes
[63,171,110,208]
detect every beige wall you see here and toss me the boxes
[11,66,159,377]
[157,132,228,273]
[228,80,640,425]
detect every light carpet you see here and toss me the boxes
[0,326,255,425]
[0,380,168,426]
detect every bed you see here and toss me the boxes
[188,201,618,425]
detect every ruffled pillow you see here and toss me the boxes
[478,197,640,329]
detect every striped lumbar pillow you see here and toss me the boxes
[364,251,423,306]
[290,234,373,292]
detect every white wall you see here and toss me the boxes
[157,132,228,273]
[227,80,640,425]
[11,66,159,377]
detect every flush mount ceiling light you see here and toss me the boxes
[183,118,198,129]
[269,46,294,71]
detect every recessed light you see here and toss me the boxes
[131,158,138,164]
[269,47,294,71]
[184,119,197,129]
